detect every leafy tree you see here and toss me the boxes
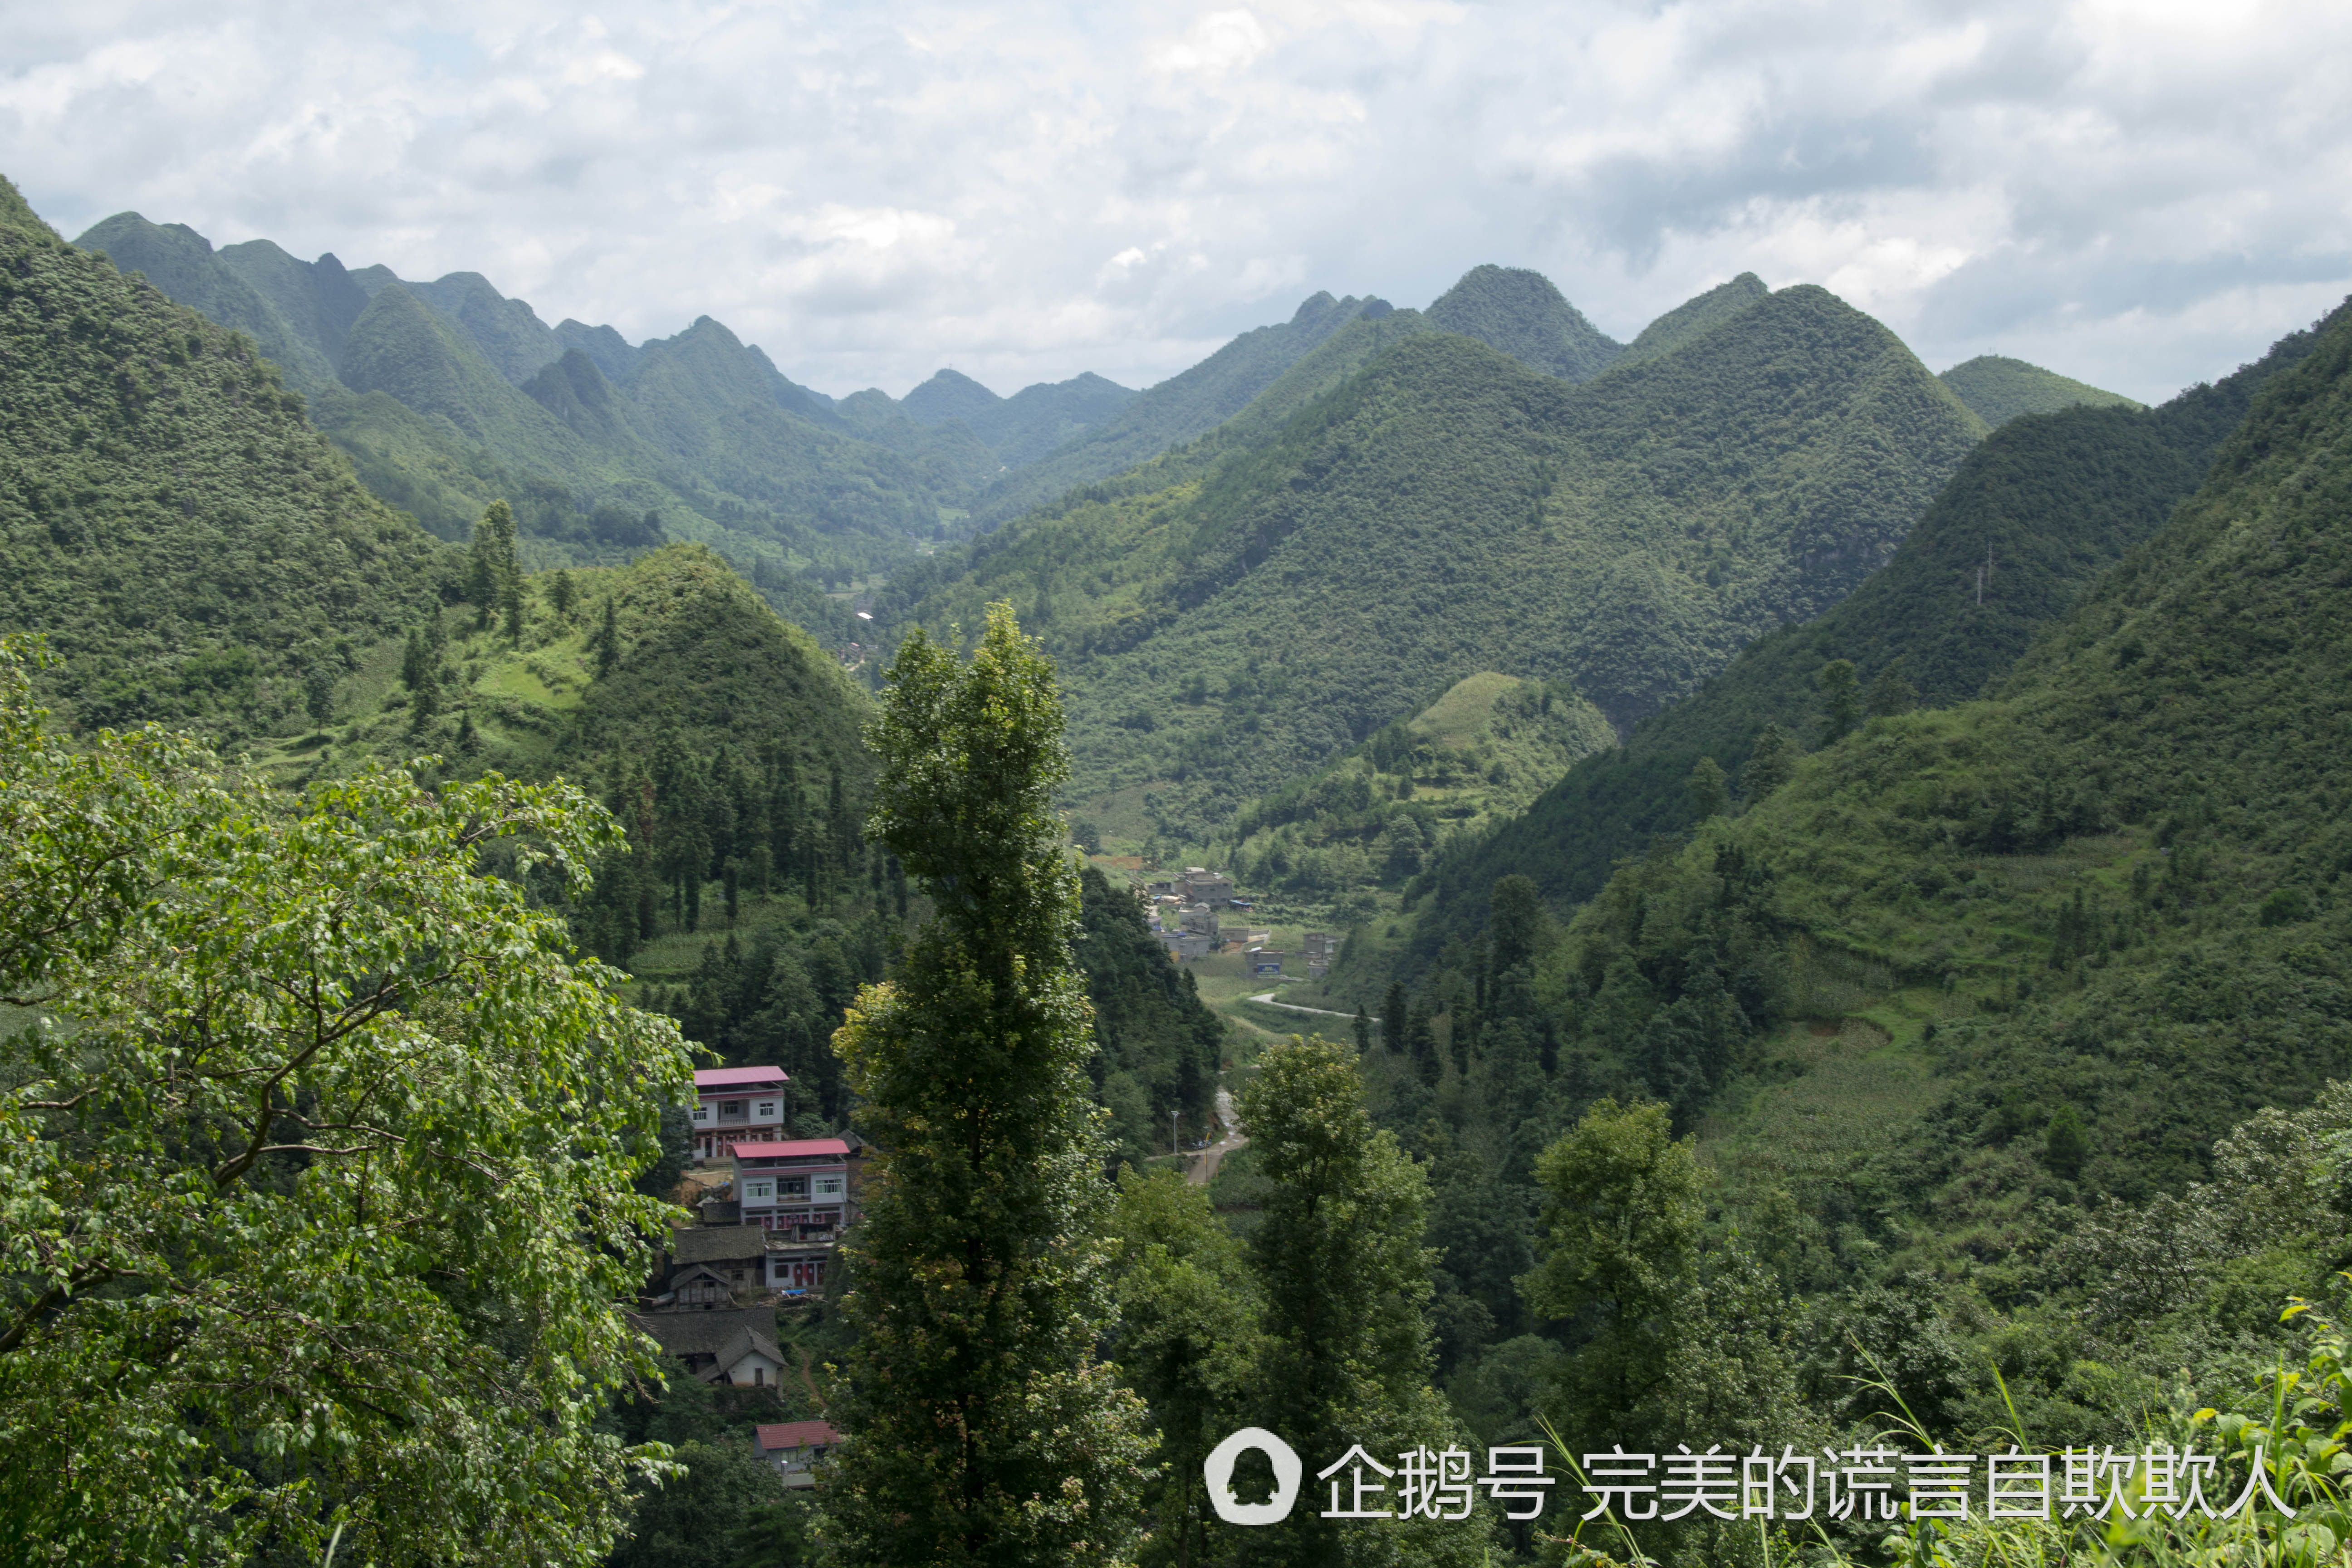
[303,662,335,724]
[468,499,517,629]
[1379,981,1408,1052]
[1520,1098,1702,1444]
[1108,1167,1263,1568]
[1866,664,1917,717]
[1815,658,1860,745]
[596,595,622,676]
[2046,1104,2089,1181]
[828,603,1149,1567]
[1739,723,1797,800]
[1232,1034,1485,1568]
[1487,873,1545,975]
[0,633,693,1565]
[605,1439,793,1568]
[1685,755,1729,820]
[401,627,431,691]
[551,566,578,619]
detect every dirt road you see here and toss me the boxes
[1187,1086,1246,1187]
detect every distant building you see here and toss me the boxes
[731,1138,859,1295]
[1304,931,1334,979]
[658,1226,771,1306]
[1248,947,1285,978]
[691,1066,789,1163]
[1178,902,1220,939]
[1181,867,1236,907]
[755,1420,841,1488]
[627,1305,787,1387]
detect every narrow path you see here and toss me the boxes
[1187,1086,1246,1188]
[1247,992,1372,1022]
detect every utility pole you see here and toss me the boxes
[1172,1108,1181,1160]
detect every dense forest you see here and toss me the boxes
[1397,307,2336,961]
[906,283,1992,844]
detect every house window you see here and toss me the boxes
[813,1176,845,1199]
[745,1181,773,1204]
[780,1176,808,1196]
[755,1099,778,1119]
[691,1104,709,1124]
[721,1100,744,1118]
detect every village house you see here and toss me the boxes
[1248,947,1285,978]
[690,1065,790,1163]
[755,1420,841,1489]
[1180,867,1235,907]
[1304,931,1334,980]
[648,1225,772,1308]
[627,1305,788,1387]
[731,1137,860,1294]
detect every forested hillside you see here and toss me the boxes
[1400,309,2336,961]
[911,283,1986,843]
[0,175,446,736]
[1335,291,2352,1486]
[1940,351,2142,426]
[962,289,1396,525]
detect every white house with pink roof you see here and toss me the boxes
[690,1065,789,1163]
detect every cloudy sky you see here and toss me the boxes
[3,0,2347,403]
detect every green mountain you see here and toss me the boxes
[1940,352,2142,426]
[1402,312,2333,961]
[1558,285,2352,1307]
[1423,263,1623,380]
[0,174,446,738]
[73,211,960,588]
[1616,271,1770,364]
[965,290,1396,526]
[910,283,1986,843]
[897,368,1138,470]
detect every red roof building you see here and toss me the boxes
[690,1065,789,1163]
[755,1420,841,1486]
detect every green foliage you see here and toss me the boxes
[607,1441,800,1568]
[918,284,1985,843]
[1612,271,1770,366]
[0,633,694,1565]
[1216,673,1615,902]
[74,209,955,613]
[828,604,1150,1566]
[1228,1034,1490,1568]
[1108,1167,1265,1567]
[0,204,448,739]
[1940,352,2143,428]
[1423,263,1622,381]
[1076,865,1224,1156]
[1406,309,2334,957]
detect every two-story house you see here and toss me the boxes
[730,1137,858,1294]
[691,1065,790,1163]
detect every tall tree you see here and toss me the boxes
[828,604,1149,1568]
[1815,658,1860,745]
[1234,1034,1486,1568]
[1109,1168,1263,1568]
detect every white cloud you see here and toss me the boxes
[0,0,2344,401]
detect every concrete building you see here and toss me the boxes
[755,1421,841,1489]
[691,1065,789,1163]
[731,1137,858,1295]
[1181,867,1235,907]
[1304,931,1334,980]
[1248,947,1285,978]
